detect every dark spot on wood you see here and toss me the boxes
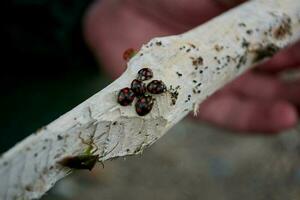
[199,70,203,74]
[253,43,280,62]
[156,41,162,46]
[192,57,203,66]
[236,54,247,69]
[214,44,224,52]
[241,38,249,48]
[25,185,33,191]
[186,48,191,52]
[238,23,246,27]
[193,80,197,83]
[126,149,130,152]
[189,43,196,48]
[57,135,63,141]
[169,86,180,106]
[226,55,231,62]
[34,153,38,157]
[42,146,46,150]
[246,30,253,35]
[176,72,182,77]
[179,46,186,50]
[113,121,117,125]
[273,16,292,39]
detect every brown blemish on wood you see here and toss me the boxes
[214,44,224,52]
[188,43,196,48]
[192,56,203,67]
[236,53,247,69]
[168,86,180,106]
[252,43,280,62]
[25,185,33,191]
[273,16,292,40]
[155,41,162,46]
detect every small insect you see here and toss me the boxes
[58,133,99,170]
[117,87,135,106]
[123,48,137,61]
[135,95,154,116]
[131,79,146,96]
[58,155,99,171]
[137,68,153,81]
[147,80,167,94]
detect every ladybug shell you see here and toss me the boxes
[137,68,153,81]
[135,95,154,116]
[147,80,167,94]
[131,79,146,96]
[117,87,135,106]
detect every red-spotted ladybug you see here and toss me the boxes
[117,87,135,106]
[147,80,167,94]
[137,68,153,81]
[135,95,154,116]
[131,79,146,96]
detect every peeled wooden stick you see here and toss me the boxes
[1,0,300,199]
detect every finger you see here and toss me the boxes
[280,79,300,106]
[83,0,173,78]
[228,72,300,106]
[83,0,245,78]
[257,41,300,73]
[229,72,283,100]
[196,93,298,133]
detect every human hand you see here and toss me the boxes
[83,0,300,133]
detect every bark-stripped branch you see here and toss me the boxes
[1,0,300,199]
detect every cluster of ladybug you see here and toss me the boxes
[117,68,167,116]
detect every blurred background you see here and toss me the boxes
[2,0,109,153]
[2,1,300,200]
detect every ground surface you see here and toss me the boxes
[42,120,300,200]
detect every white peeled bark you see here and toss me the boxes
[1,0,300,199]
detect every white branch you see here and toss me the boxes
[1,0,300,199]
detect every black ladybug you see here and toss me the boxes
[135,95,154,116]
[147,80,167,94]
[131,79,146,96]
[137,68,153,81]
[117,87,135,106]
